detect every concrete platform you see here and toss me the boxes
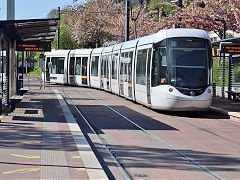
[0,79,108,180]
[210,96,240,120]
[1,77,240,179]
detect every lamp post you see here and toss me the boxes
[171,0,182,28]
[7,0,15,20]
[57,7,60,49]
[214,18,227,98]
[214,19,226,40]
[125,0,130,41]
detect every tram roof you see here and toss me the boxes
[0,18,60,42]
[70,49,93,56]
[45,49,70,56]
[112,42,123,52]
[121,38,139,50]
[102,46,114,54]
[91,47,104,55]
[138,28,210,46]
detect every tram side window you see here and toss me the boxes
[128,52,133,82]
[152,48,167,87]
[101,56,105,78]
[120,53,125,81]
[136,49,147,85]
[51,57,64,74]
[82,57,88,76]
[111,53,118,80]
[124,53,128,82]
[106,55,110,78]
[102,56,107,78]
[46,57,50,69]
[51,58,57,74]
[91,56,99,76]
[69,57,75,75]
[75,57,81,75]
[101,55,109,78]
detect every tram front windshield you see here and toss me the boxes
[168,38,209,89]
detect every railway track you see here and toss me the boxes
[55,85,240,179]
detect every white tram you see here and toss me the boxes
[44,28,213,111]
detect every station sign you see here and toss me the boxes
[16,41,51,51]
[221,44,240,54]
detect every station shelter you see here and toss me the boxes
[212,37,240,100]
[0,18,59,112]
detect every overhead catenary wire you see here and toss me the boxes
[61,9,124,15]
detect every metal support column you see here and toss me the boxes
[6,42,10,105]
[222,54,225,97]
[16,52,19,94]
[125,0,129,42]
[57,7,60,49]
[20,51,24,89]
[7,0,15,20]
[228,54,232,99]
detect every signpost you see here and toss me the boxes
[16,41,51,52]
[221,44,240,54]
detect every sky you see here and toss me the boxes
[0,0,79,20]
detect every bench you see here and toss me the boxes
[10,95,23,112]
[19,88,29,96]
[226,91,240,101]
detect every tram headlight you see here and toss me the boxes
[169,88,173,92]
[208,89,211,93]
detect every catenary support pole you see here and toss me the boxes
[7,0,15,20]
[57,7,60,49]
[125,0,129,41]
[228,54,232,100]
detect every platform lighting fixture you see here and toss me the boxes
[214,18,226,39]
[125,0,130,41]
[57,7,60,49]
[214,18,227,98]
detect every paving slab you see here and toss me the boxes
[0,78,107,180]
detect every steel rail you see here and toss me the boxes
[82,92,224,180]
[59,90,132,180]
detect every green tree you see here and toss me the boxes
[66,0,120,47]
[48,9,80,49]
[47,9,59,18]
[160,0,240,37]
[148,0,174,20]
[52,18,80,49]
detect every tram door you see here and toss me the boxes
[135,48,151,104]
[106,59,110,91]
[128,52,133,99]
[100,59,104,89]
[119,53,124,95]
[69,57,75,85]
[82,57,88,85]
[147,49,152,105]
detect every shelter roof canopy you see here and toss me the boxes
[212,37,240,48]
[0,18,60,42]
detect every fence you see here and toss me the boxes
[212,55,240,98]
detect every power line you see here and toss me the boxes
[62,9,124,15]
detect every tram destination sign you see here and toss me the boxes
[16,41,51,51]
[221,43,240,54]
